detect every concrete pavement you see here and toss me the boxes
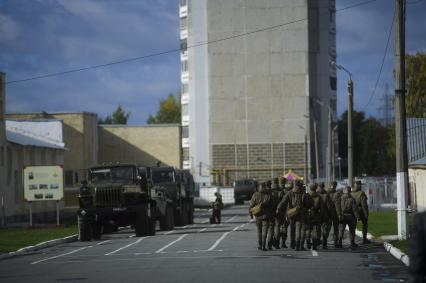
[0,205,409,283]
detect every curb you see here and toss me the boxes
[0,234,78,261]
[384,241,410,266]
[354,228,410,267]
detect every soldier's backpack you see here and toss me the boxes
[287,192,303,219]
[342,196,353,214]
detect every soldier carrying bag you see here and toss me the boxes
[287,193,303,219]
[250,204,262,216]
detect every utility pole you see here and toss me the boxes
[314,120,320,182]
[328,111,333,188]
[348,78,354,188]
[395,0,408,240]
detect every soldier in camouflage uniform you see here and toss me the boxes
[351,180,370,244]
[278,177,291,248]
[326,181,341,248]
[276,181,309,251]
[317,182,332,249]
[338,186,360,249]
[270,177,286,249]
[305,184,323,250]
[249,182,273,251]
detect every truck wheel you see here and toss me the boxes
[92,223,102,240]
[78,215,92,242]
[160,204,174,231]
[135,207,149,237]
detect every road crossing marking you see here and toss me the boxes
[198,228,207,233]
[311,250,319,257]
[31,246,92,265]
[105,237,147,255]
[97,240,111,246]
[225,216,237,223]
[164,230,175,235]
[208,231,231,251]
[155,234,187,254]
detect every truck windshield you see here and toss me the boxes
[90,166,135,183]
[151,169,174,183]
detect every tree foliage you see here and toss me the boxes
[337,110,395,177]
[147,94,181,124]
[406,52,426,118]
[99,105,130,124]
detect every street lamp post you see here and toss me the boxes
[331,61,353,187]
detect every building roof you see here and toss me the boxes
[6,120,65,150]
[410,156,426,169]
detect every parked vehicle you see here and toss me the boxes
[233,178,257,204]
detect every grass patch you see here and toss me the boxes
[390,240,410,255]
[358,210,398,236]
[0,225,78,253]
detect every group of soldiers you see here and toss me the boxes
[249,177,370,251]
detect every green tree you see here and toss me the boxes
[147,94,181,124]
[337,111,395,177]
[99,105,130,124]
[406,52,426,118]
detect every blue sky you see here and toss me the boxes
[0,0,425,124]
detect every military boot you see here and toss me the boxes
[350,241,359,249]
[274,239,280,250]
[322,238,328,249]
[337,239,343,248]
[281,236,288,248]
[363,238,371,244]
[306,239,312,249]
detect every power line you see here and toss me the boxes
[361,6,396,112]
[6,0,379,85]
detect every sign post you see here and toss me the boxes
[23,166,64,226]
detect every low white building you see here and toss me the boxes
[0,119,65,225]
[409,157,426,212]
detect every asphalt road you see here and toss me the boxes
[0,205,409,283]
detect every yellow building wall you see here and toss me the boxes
[99,125,181,168]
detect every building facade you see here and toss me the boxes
[98,124,182,168]
[180,0,337,185]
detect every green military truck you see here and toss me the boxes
[150,167,195,227]
[77,164,167,241]
[77,164,195,241]
[233,178,258,204]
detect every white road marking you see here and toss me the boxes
[105,237,147,255]
[155,234,187,254]
[97,240,111,246]
[31,246,92,265]
[129,235,135,238]
[232,224,245,232]
[225,216,237,223]
[134,252,152,255]
[176,251,189,253]
[164,230,175,235]
[210,224,217,228]
[208,231,230,251]
[198,228,207,233]
[311,250,319,257]
[201,219,209,224]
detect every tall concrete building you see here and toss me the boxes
[180,0,337,185]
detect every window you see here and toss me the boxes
[180,38,187,51]
[182,148,189,160]
[182,126,189,138]
[65,170,74,186]
[180,16,187,31]
[182,104,189,117]
[181,83,188,94]
[181,60,188,73]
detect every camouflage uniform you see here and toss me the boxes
[305,184,323,250]
[338,187,360,248]
[249,183,273,251]
[326,182,341,248]
[269,178,284,249]
[278,178,292,248]
[212,192,223,224]
[317,183,332,249]
[351,181,370,244]
[277,181,309,251]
